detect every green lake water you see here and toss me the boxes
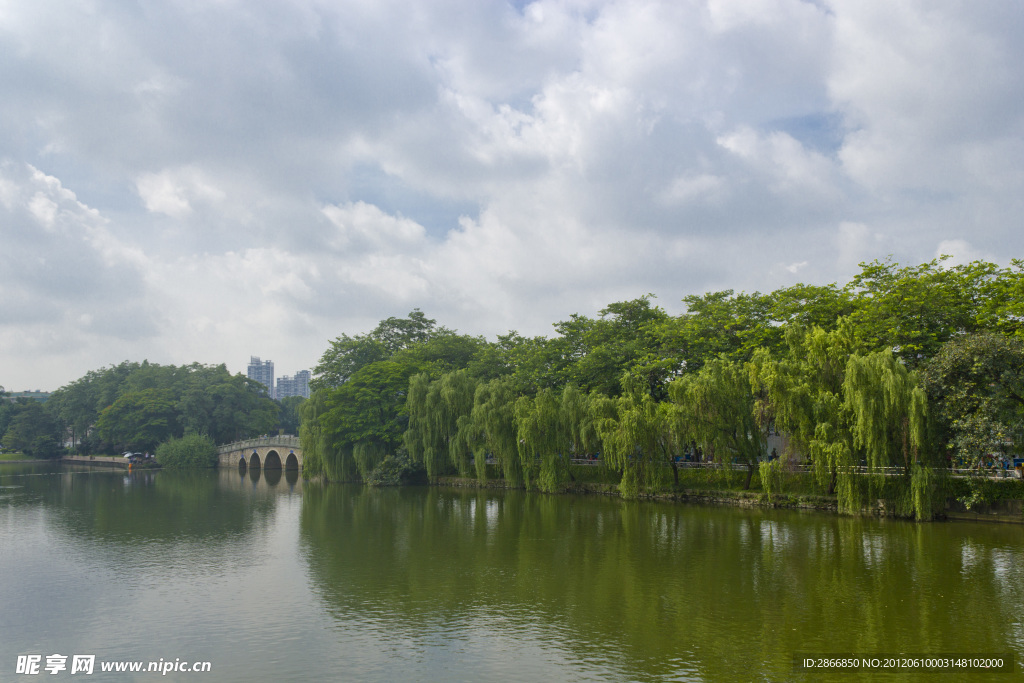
[1,463,1021,681]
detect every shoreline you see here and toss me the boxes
[433,476,1024,525]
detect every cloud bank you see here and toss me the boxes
[1,0,1022,389]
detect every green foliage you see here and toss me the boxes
[318,360,421,480]
[277,395,305,435]
[843,351,928,473]
[468,377,522,486]
[946,476,1024,510]
[364,452,428,487]
[671,358,763,489]
[750,321,861,501]
[671,290,779,371]
[404,370,478,479]
[312,309,438,391]
[515,389,564,492]
[911,462,938,521]
[300,256,1024,516]
[1,400,62,458]
[595,377,680,498]
[96,388,178,452]
[844,256,1003,366]
[759,458,784,502]
[353,441,387,480]
[155,432,217,469]
[842,350,938,520]
[301,390,359,481]
[47,361,277,453]
[920,332,1024,468]
[308,311,491,483]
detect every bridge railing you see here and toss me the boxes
[217,435,301,454]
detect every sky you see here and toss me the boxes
[2,0,1023,392]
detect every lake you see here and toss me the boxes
[1,463,1021,681]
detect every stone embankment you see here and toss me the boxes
[61,455,130,468]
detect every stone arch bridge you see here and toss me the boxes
[218,436,302,471]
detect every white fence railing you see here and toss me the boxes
[560,458,1021,480]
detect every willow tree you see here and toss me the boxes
[466,377,522,486]
[403,373,430,466]
[671,357,764,490]
[559,384,602,462]
[515,389,565,491]
[749,321,861,500]
[404,370,478,479]
[594,376,680,499]
[300,390,359,481]
[843,350,933,519]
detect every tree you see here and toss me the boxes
[278,395,306,435]
[978,258,1024,336]
[2,401,62,457]
[570,296,671,397]
[300,390,356,481]
[594,376,681,498]
[919,332,1024,469]
[318,360,422,480]
[47,361,277,453]
[465,377,521,485]
[844,256,1002,366]
[312,309,438,390]
[514,389,566,492]
[843,350,935,520]
[749,321,862,497]
[671,358,764,490]
[404,370,478,479]
[96,388,178,452]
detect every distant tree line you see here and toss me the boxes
[301,257,1024,519]
[1,361,305,457]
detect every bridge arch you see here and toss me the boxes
[264,450,282,470]
[217,436,303,471]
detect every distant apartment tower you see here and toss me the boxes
[276,369,311,399]
[247,356,275,398]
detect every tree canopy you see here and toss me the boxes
[42,361,280,454]
[299,257,1024,517]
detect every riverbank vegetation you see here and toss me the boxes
[155,432,218,469]
[2,362,301,463]
[301,257,1024,520]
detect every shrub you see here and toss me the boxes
[365,453,427,486]
[155,432,217,469]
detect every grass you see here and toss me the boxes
[0,452,29,461]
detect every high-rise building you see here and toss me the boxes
[276,369,311,399]
[247,356,275,398]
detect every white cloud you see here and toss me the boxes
[830,0,1024,194]
[660,174,727,205]
[135,167,225,218]
[934,239,993,267]
[322,201,427,251]
[717,126,840,202]
[0,0,1023,390]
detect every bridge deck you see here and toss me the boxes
[218,436,303,470]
